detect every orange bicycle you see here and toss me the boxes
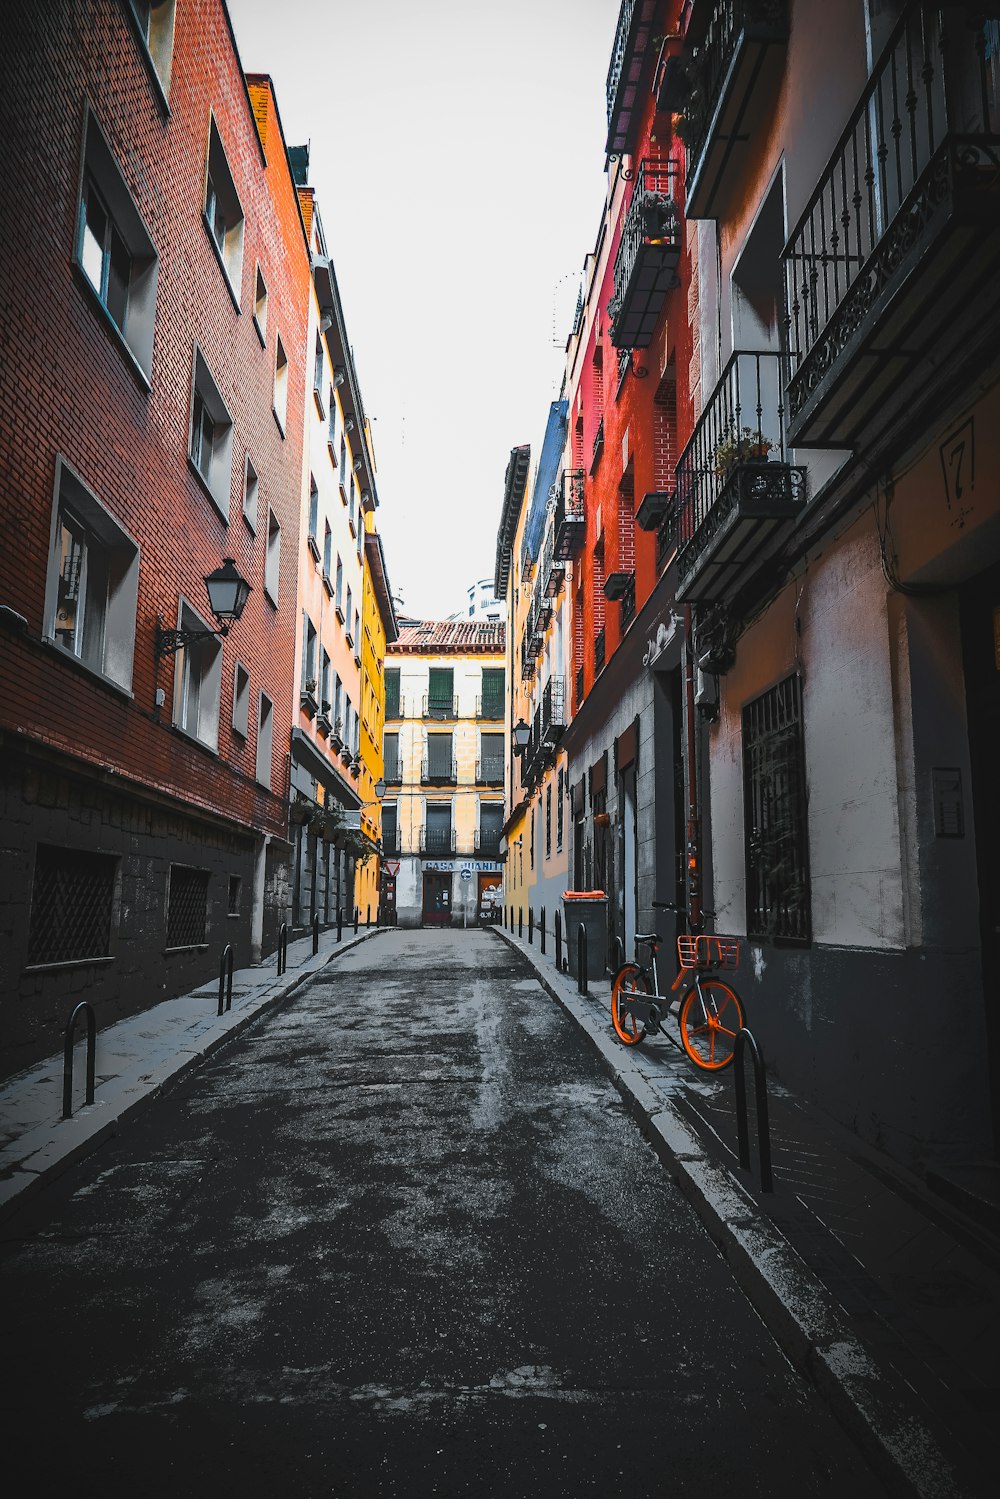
[610,901,746,1071]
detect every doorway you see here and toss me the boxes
[422,869,452,926]
[477,872,501,924]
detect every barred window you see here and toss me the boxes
[27,846,117,966]
[742,675,810,943]
[166,864,210,948]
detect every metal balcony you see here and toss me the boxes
[476,692,504,720]
[543,529,565,598]
[590,417,605,474]
[422,693,457,720]
[621,572,637,627]
[421,757,457,785]
[673,350,806,605]
[475,829,503,858]
[595,628,606,674]
[783,3,1000,452]
[476,758,504,786]
[606,0,660,157]
[553,470,586,559]
[609,157,682,349]
[420,827,457,855]
[681,1,789,220]
[542,676,566,744]
[381,829,401,856]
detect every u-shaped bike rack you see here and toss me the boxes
[63,1001,96,1120]
[733,1028,774,1193]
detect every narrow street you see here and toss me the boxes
[2,930,884,1498]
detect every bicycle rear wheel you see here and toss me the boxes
[611,964,649,1046]
[679,979,745,1071]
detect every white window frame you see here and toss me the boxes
[242,455,259,532]
[126,0,176,101]
[203,114,244,305]
[172,597,223,752]
[43,457,140,694]
[75,106,158,382]
[188,346,234,521]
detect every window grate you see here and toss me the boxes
[27,846,116,965]
[742,675,810,943]
[167,865,210,947]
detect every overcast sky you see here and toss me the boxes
[228,0,615,619]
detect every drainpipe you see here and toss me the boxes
[683,605,702,933]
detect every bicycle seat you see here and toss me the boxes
[634,932,662,946]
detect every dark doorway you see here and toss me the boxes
[422,870,452,926]
[961,559,1000,1153]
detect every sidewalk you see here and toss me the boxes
[0,922,386,1224]
[494,923,998,1499]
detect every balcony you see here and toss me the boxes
[543,529,565,598]
[542,676,566,745]
[590,416,605,474]
[594,627,606,675]
[609,157,682,349]
[475,828,503,859]
[553,469,586,559]
[606,0,660,157]
[656,498,677,570]
[534,586,552,634]
[783,4,1000,451]
[381,829,401,856]
[421,757,458,785]
[477,757,504,786]
[383,758,403,785]
[422,693,457,720]
[620,572,637,627]
[673,350,806,605]
[680,1,789,221]
[420,827,456,855]
[476,693,504,720]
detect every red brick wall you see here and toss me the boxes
[0,0,310,839]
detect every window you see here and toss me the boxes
[320,648,332,714]
[348,474,357,533]
[232,661,250,737]
[204,115,244,300]
[381,803,398,853]
[426,733,454,782]
[480,667,504,718]
[302,613,317,691]
[479,802,503,857]
[385,668,400,719]
[322,521,333,588]
[45,457,139,691]
[556,766,565,851]
[75,109,158,378]
[479,732,503,784]
[313,333,325,411]
[384,731,401,781]
[189,348,233,519]
[307,477,320,558]
[242,457,258,531]
[743,675,811,943]
[173,600,222,751]
[345,585,354,642]
[427,668,454,718]
[27,846,117,967]
[166,864,209,948]
[127,0,176,96]
[333,673,343,733]
[425,801,452,854]
[273,335,288,432]
[256,693,273,787]
[227,874,241,916]
[253,264,267,342]
[546,783,552,860]
[353,608,361,659]
[335,555,344,618]
[339,435,347,488]
[265,510,280,604]
[327,393,338,454]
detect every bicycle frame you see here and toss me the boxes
[616,943,722,1036]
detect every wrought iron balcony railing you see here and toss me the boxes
[783,3,1000,449]
[605,0,659,157]
[422,693,457,720]
[673,350,806,604]
[553,469,586,559]
[656,497,677,569]
[542,676,566,743]
[421,757,458,785]
[477,757,504,786]
[680,1,789,220]
[620,572,636,627]
[543,527,565,598]
[475,829,503,858]
[591,416,605,473]
[476,693,504,720]
[383,757,403,784]
[420,826,457,854]
[381,829,401,856]
[594,627,606,675]
[609,156,682,350]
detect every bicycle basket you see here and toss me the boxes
[676,935,741,970]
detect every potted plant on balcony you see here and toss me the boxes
[671,53,708,149]
[329,717,344,753]
[641,193,678,245]
[714,425,772,479]
[289,794,311,827]
[300,678,318,719]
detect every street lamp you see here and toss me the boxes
[154,559,252,658]
[512,719,531,754]
[373,777,386,799]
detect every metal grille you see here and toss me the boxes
[27,846,116,965]
[742,674,810,943]
[166,865,210,948]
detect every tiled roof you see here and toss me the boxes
[391,619,506,654]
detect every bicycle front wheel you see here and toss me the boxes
[611,963,649,1046]
[679,980,745,1071]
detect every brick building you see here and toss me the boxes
[0,0,311,1076]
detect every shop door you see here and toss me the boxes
[422,870,452,926]
[478,872,501,924]
[961,559,1000,1151]
[381,873,397,926]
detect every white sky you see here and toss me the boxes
[228,0,615,619]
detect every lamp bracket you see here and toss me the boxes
[154,622,227,660]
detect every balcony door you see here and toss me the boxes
[427,667,454,719]
[479,800,503,858]
[427,732,453,782]
[425,801,452,856]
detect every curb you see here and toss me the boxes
[492,924,974,1499]
[0,926,387,1227]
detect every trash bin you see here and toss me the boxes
[562,890,607,982]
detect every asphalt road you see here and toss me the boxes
[2,929,886,1497]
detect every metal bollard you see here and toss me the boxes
[577,922,587,995]
[518,908,523,938]
[540,907,546,956]
[554,909,562,972]
[734,1029,774,1193]
[528,908,533,945]
[312,912,320,956]
[63,1001,96,1120]
[337,907,343,942]
[277,921,288,976]
[610,935,624,975]
[354,906,359,935]
[218,943,234,1016]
